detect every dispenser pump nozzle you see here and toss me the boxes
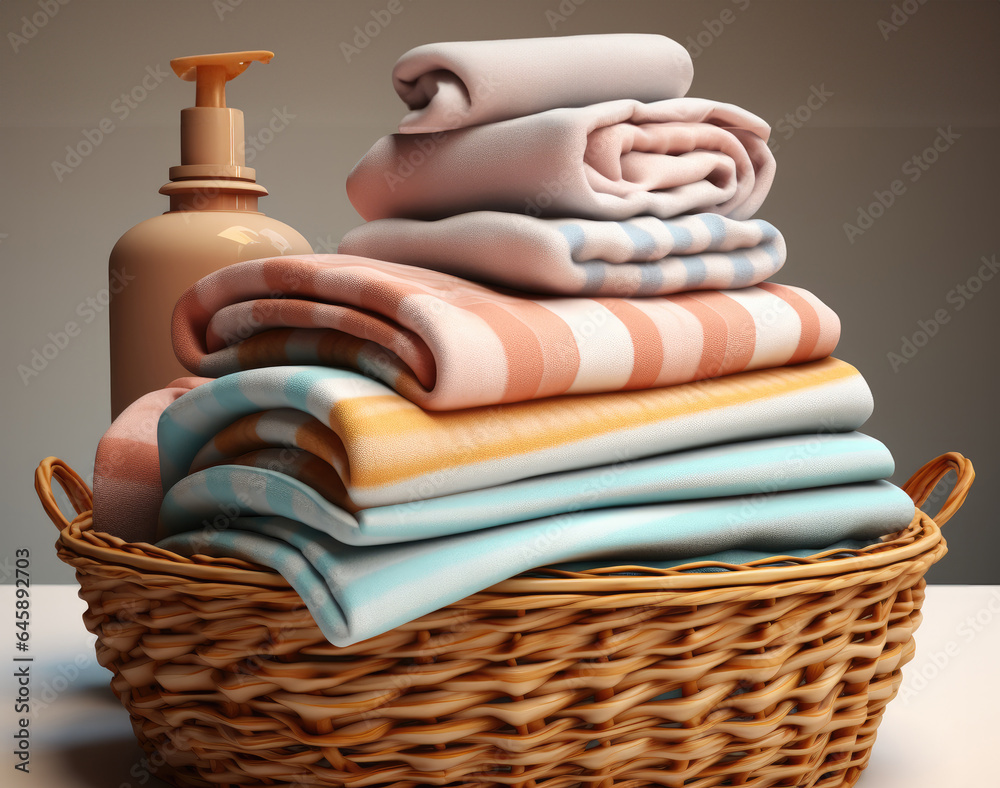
[170,50,274,109]
[166,50,275,185]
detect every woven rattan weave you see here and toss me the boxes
[36,452,973,788]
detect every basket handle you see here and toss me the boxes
[902,452,974,527]
[35,457,94,531]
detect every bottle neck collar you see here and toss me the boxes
[159,178,268,212]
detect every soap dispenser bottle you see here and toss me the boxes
[109,50,313,419]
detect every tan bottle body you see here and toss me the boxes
[108,207,312,418]
[108,51,314,419]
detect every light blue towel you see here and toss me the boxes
[159,432,895,545]
[159,481,915,646]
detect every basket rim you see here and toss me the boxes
[490,510,944,593]
[56,504,944,596]
[43,451,971,601]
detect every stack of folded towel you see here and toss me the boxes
[92,34,914,647]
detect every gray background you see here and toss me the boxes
[1,0,997,584]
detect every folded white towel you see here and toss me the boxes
[393,34,694,133]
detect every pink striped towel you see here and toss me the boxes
[172,254,840,412]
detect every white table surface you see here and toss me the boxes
[2,584,998,787]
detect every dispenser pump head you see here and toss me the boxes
[166,50,275,184]
[170,50,274,109]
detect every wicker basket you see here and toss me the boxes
[36,452,973,788]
